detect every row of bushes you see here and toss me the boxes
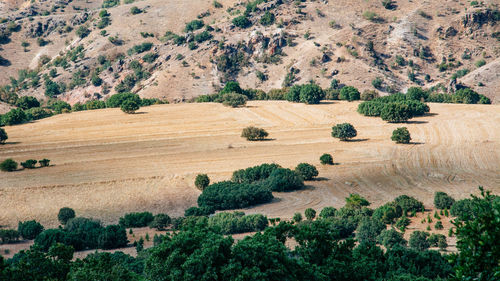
[357,92,430,122]
[0,158,50,172]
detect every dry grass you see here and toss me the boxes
[0,101,499,229]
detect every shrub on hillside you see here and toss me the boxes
[198,181,273,210]
[241,126,268,141]
[356,217,386,243]
[434,192,455,210]
[184,20,204,32]
[294,163,318,180]
[106,93,142,108]
[149,214,172,230]
[232,163,281,184]
[377,229,407,249]
[49,101,71,114]
[119,212,154,228]
[26,107,53,120]
[372,202,403,224]
[184,206,215,217]
[1,108,27,125]
[331,123,357,141]
[391,127,411,144]
[58,207,76,225]
[195,174,210,190]
[450,199,475,220]
[263,168,304,192]
[64,217,103,250]
[320,153,333,165]
[18,220,44,240]
[339,86,360,101]
[222,93,247,107]
[260,11,275,26]
[1,158,18,172]
[15,96,40,110]
[361,90,379,101]
[34,229,67,251]
[0,128,8,144]
[232,16,251,28]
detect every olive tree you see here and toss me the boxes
[0,158,17,172]
[391,127,411,144]
[195,174,210,190]
[331,123,357,141]
[121,99,140,114]
[319,153,333,165]
[295,163,318,180]
[241,126,268,141]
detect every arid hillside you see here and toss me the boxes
[1,101,498,228]
[0,0,499,111]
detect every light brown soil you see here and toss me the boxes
[0,101,499,229]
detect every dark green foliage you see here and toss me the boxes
[121,99,140,114]
[58,207,76,225]
[319,207,336,218]
[195,174,210,190]
[49,100,71,114]
[395,215,411,231]
[26,107,53,120]
[339,86,361,101]
[260,11,275,26]
[106,93,141,108]
[68,252,143,281]
[331,123,357,141]
[149,214,172,230]
[385,246,452,279]
[0,229,20,244]
[299,83,325,104]
[320,153,333,165]
[184,20,204,32]
[377,229,407,249]
[241,126,268,141]
[130,6,142,15]
[75,26,91,38]
[434,191,455,210]
[97,225,128,250]
[1,158,18,171]
[394,195,424,213]
[34,229,68,251]
[127,42,153,55]
[381,103,412,122]
[184,206,215,217]
[372,202,403,224]
[222,93,247,107]
[434,221,443,230]
[304,208,316,220]
[194,30,212,43]
[39,158,50,167]
[409,231,430,251]
[450,198,475,220]
[64,217,103,251]
[198,181,273,210]
[15,96,40,110]
[293,212,303,223]
[286,85,302,102]
[295,163,318,180]
[142,52,158,63]
[85,100,106,110]
[102,0,119,8]
[361,90,379,101]
[20,159,37,169]
[372,77,383,89]
[2,108,27,125]
[345,193,371,209]
[207,211,268,234]
[232,16,252,28]
[119,212,154,228]
[44,79,62,97]
[391,127,411,143]
[0,128,7,144]
[232,163,281,184]
[452,88,481,104]
[356,217,385,243]
[263,168,304,192]
[18,220,44,240]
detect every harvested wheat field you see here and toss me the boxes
[1,101,499,228]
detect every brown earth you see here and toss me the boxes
[0,101,498,229]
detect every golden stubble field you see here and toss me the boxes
[1,101,499,228]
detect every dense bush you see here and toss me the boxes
[0,229,20,244]
[409,231,430,251]
[298,84,325,104]
[381,103,412,122]
[361,90,379,101]
[18,220,44,240]
[434,192,455,210]
[320,153,333,165]
[198,181,273,210]
[450,198,475,220]
[149,214,171,230]
[339,86,360,101]
[1,108,27,125]
[1,158,18,171]
[39,159,51,167]
[331,123,357,141]
[241,126,268,141]
[356,217,385,243]
[184,20,204,32]
[34,229,68,251]
[394,195,424,213]
[391,127,411,144]
[372,202,403,224]
[319,207,336,218]
[49,101,71,114]
[260,11,275,26]
[195,174,210,190]
[58,207,76,225]
[232,163,281,184]
[64,217,103,250]
[184,206,215,217]
[222,93,247,107]
[377,229,407,249]
[304,208,316,220]
[121,99,140,114]
[75,26,91,38]
[20,159,37,169]
[127,42,153,55]
[0,128,7,144]
[119,212,154,228]
[97,225,128,250]
[207,212,268,234]
[26,107,53,120]
[294,163,318,180]
[263,168,304,192]
[15,96,40,110]
[232,16,252,28]
[106,93,141,108]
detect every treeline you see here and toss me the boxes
[0,93,166,126]
[1,187,497,280]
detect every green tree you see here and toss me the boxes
[18,220,44,240]
[319,207,336,218]
[339,86,360,101]
[304,208,316,220]
[0,158,18,172]
[381,103,412,123]
[293,212,303,223]
[232,16,251,28]
[449,187,500,280]
[58,207,76,225]
[150,214,172,230]
[20,159,37,169]
[68,252,141,281]
[75,26,91,38]
[434,191,455,210]
[377,229,407,249]
[260,11,275,26]
[195,174,210,190]
[121,99,140,114]
[295,163,318,180]
[263,168,304,192]
[0,128,7,144]
[409,231,430,251]
[241,126,268,141]
[299,83,324,104]
[319,153,333,165]
[15,96,40,110]
[2,108,27,125]
[345,193,370,209]
[331,123,357,141]
[391,127,411,144]
[356,217,385,243]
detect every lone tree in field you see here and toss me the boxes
[331,123,357,141]
[0,128,7,144]
[195,174,210,191]
[320,153,333,165]
[58,207,76,225]
[391,127,411,144]
[121,99,140,114]
[0,158,17,172]
[222,93,247,107]
[241,126,269,141]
